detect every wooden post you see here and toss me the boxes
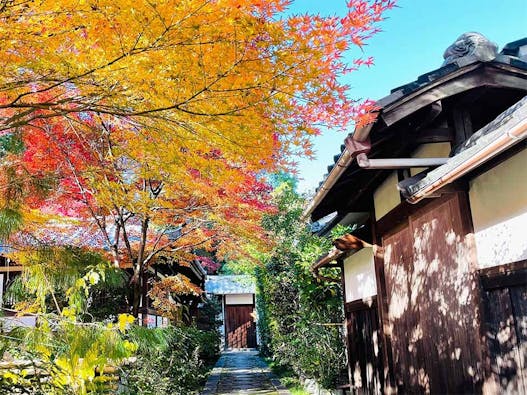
[371,208,397,394]
[339,258,354,390]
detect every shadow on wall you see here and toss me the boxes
[381,195,527,394]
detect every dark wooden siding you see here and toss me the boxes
[225,305,257,349]
[381,193,482,393]
[345,299,384,394]
[481,267,527,393]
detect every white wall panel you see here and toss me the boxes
[225,293,253,305]
[469,148,527,268]
[343,249,377,303]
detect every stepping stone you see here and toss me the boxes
[201,351,290,395]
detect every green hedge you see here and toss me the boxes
[255,178,348,389]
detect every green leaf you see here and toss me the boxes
[0,133,25,155]
[0,207,23,240]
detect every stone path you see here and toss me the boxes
[201,350,291,395]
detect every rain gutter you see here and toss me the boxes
[356,153,449,169]
[301,101,439,221]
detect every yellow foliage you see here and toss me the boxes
[117,313,135,333]
[2,371,19,383]
[0,0,393,316]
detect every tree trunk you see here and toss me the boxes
[130,271,142,318]
[131,216,149,319]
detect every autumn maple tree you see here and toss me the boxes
[0,0,394,317]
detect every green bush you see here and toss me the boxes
[0,247,220,395]
[0,322,220,395]
[255,177,348,389]
[196,296,222,332]
[121,325,220,395]
[0,318,136,395]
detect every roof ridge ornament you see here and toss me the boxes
[442,32,498,66]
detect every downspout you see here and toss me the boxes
[407,115,527,203]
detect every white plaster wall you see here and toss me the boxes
[225,293,253,305]
[219,295,225,349]
[374,171,400,220]
[343,248,377,303]
[373,143,452,220]
[469,148,527,269]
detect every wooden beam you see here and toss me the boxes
[481,269,527,291]
[376,199,426,237]
[0,265,23,272]
[415,127,455,143]
[479,260,527,290]
[382,66,527,127]
[452,107,473,147]
[478,259,527,279]
[344,297,377,312]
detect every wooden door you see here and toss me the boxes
[381,194,482,393]
[345,299,384,394]
[225,305,256,349]
[482,268,527,393]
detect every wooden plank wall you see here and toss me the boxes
[381,194,483,393]
[345,299,384,394]
[481,267,527,394]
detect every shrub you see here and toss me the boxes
[0,320,220,395]
[255,177,348,389]
[0,316,136,395]
[121,325,220,395]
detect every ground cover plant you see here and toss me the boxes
[264,357,310,395]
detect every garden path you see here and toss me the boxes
[200,350,290,395]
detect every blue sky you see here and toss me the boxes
[287,0,527,193]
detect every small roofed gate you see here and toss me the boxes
[381,193,483,393]
[225,305,257,349]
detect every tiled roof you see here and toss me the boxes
[313,34,527,195]
[205,275,255,295]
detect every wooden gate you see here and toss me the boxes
[381,193,482,393]
[225,305,256,349]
